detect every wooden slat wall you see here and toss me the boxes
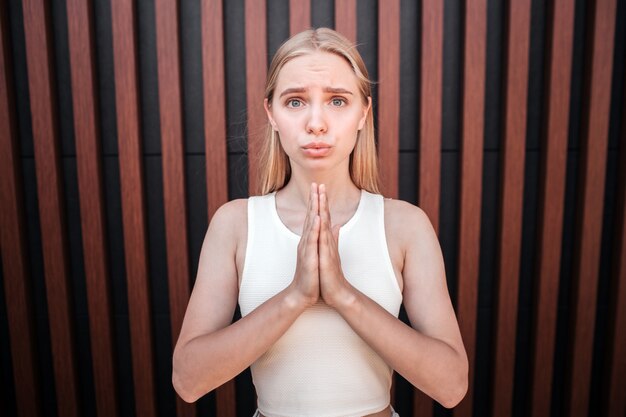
[21,1,81,416]
[245,0,267,195]
[154,1,195,417]
[491,1,531,416]
[0,2,40,416]
[65,0,118,416]
[110,1,158,416]
[605,78,626,416]
[415,0,443,413]
[203,0,229,219]
[290,0,311,35]
[202,0,234,415]
[378,0,400,199]
[455,0,487,416]
[2,1,626,417]
[566,1,617,416]
[529,0,575,416]
[335,0,357,43]
[418,0,443,233]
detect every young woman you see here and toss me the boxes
[172,28,468,417]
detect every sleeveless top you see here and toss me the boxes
[238,190,403,417]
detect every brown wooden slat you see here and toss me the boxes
[154,1,196,416]
[377,0,400,199]
[245,0,267,196]
[565,0,617,415]
[490,1,531,416]
[65,0,119,415]
[202,0,229,220]
[418,0,443,235]
[110,1,158,416]
[334,0,356,44]
[529,0,575,415]
[604,83,626,417]
[0,3,41,416]
[21,1,80,416]
[290,0,310,35]
[414,0,443,413]
[201,0,235,412]
[454,0,487,415]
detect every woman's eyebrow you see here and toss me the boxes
[278,87,354,98]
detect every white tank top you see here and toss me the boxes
[239,190,403,417]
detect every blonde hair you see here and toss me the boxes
[258,28,380,195]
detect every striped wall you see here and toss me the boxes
[0,0,625,416]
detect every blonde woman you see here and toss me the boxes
[173,28,468,417]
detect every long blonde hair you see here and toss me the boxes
[258,28,380,195]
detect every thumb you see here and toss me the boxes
[332,224,341,242]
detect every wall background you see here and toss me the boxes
[0,0,625,417]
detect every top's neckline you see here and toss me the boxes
[270,190,366,240]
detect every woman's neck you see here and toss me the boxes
[279,169,360,213]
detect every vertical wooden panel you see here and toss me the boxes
[377,0,400,199]
[202,0,229,220]
[290,0,310,35]
[154,1,196,416]
[245,0,267,195]
[418,0,443,235]
[21,1,80,416]
[110,1,158,416]
[454,0,486,415]
[65,0,118,415]
[0,3,41,416]
[529,1,575,415]
[565,0,617,415]
[334,0,356,43]
[414,0,443,413]
[202,0,235,412]
[605,86,626,417]
[490,1,531,416]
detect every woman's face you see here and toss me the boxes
[265,51,371,174]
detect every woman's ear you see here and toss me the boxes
[358,97,372,130]
[264,98,278,131]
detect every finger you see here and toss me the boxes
[319,217,332,256]
[302,183,318,237]
[332,224,341,243]
[308,215,320,252]
[319,184,330,227]
[302,183,314,233]
[311,183,320,216]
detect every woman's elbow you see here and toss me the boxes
[439,358,469,408]
[172,347,203,403]
[439,373,468,408]
[173,372,198,403]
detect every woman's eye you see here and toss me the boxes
[286,99,303,108]
[331,98,346,107]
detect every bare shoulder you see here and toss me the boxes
[383,198,436,247]
[211,198,248,223]
[200,199,248,259]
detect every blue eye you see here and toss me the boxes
[286,99,303,108]
[331,98,346,107]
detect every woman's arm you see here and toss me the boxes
[172,194,320,403]
[319,195,468,408]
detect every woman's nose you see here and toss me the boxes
[305,105,327,135]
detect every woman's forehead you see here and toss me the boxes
[275,51,359,91]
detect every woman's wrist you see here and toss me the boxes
[324,279,359,311]
[284,284,317,312]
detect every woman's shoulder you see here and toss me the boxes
[207,199,248,237]
[382,197,436,242]
[382,197,429,222]
[212,198,248,221]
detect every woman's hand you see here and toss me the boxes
[318,184,354,307]
[289,183,321,306]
